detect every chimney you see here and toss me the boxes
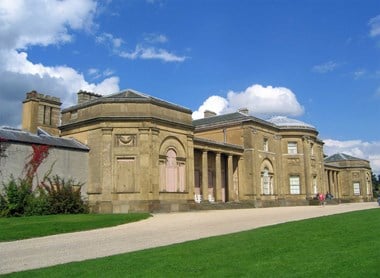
[22,91,62,135]
[77,90,102,104]
[204,110,217,118]
[238,108,249,115]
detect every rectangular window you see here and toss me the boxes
[288,142,297,154]
[313,176,317,195]
[353,182,360,195]
[263,138,269,152]
[290,176,300,194]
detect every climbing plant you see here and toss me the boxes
[24,144,50,183]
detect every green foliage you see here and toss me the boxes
[372,172,380,197]
[0,177,33,217]
[39,175,89,214]
[0,175,88,217]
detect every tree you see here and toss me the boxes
[372,172,380,193]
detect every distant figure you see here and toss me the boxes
[318,193,325,206]
[326,192,334,200]
[377,196,380,206]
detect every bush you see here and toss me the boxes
[0,175,88,217]
[0,178,33,217]
[24,188,51,216]
[40,175,89,214]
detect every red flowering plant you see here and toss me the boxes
[24,144,50,184]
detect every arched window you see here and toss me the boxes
[160,148,186,192]
[261,167,273,195]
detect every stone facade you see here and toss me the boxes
[193,113,326,207]
[59,90,195,212]
[324,153,372,202]
[16,90,374,212]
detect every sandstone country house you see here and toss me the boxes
[0,90,374,213]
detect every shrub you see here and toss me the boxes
[39,175,89,214]
[0,177,33,217]
[0,175,88,217]
[24,188,51,216]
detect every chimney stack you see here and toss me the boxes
[77,90,102,104]
[204,110,217,118]
[238,108,249,115]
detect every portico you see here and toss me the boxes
[193,137,243,203]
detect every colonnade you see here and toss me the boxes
[325,168,340,198]
[194,148,241,203]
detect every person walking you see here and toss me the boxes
[318,192,326,207]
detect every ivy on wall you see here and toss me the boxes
[24,144,50,182]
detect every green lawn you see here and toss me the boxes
[0,213,151,242]
[3,209,379,277]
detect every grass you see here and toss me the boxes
[2,208,379,277]
[0,213,151,242]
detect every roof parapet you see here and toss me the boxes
[25,90,61,105]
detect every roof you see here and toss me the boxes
[0,127,89,151]
[193,112,316,131]
[324,153,366,163]
[63,89,192,114]
[193,112,274,128]
[267,116,316,129]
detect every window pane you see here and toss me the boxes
[290,176,300,194]
[353,182,360,195]
[288,142,297,154]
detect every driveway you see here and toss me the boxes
[0,202,377,275]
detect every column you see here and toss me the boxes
[334,171,340,199]
[328,170,333,194]
[227,154,234,201]
[101,128,113,196]
[302,136,311,199]
[151,128,160,198]
[215,152,222,201]
[202,150,208,202]
[186,135,195,198]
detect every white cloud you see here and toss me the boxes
[94,28,185,63]
[0,0,120,127]
[96,32,124,49]
[119,45,187,62]
[324,139,380,175]
[144,33,168,44]
[192,96,228,119]
[369,14,380,37]
[87,68,115,80]
[353,69,366,79]
[376,87,380,97]
[94,30,185,63]
[192,84,304,120]
[312,61,338,73]
[0,0,97,50]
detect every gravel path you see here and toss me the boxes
[0,202,378,275]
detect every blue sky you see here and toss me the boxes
[0,0,379,173]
